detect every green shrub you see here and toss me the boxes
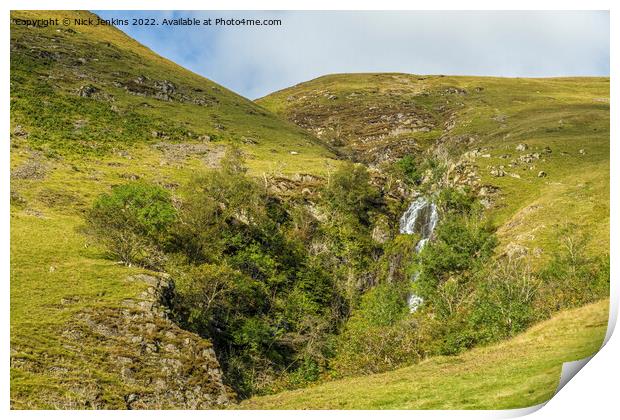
[171,147,267,264]
[470,258,540,343]
[394,155,422,185]
[86,181,176,267]
[376,233,419,284]
[323,162,380,225]
[415,214,497,299]
[331,284,422,375]
[170,262,261,333]
[331,317,426,376]
[437,186,478,215]
[167,147,355,397]
[355,283,408,327]
[537,236,610,314]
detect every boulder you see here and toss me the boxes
[12,125,28,138]
[505,243,529,259]
[78,84,99,97]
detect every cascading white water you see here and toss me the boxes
[399,197,439,240]
[399,197,439,312]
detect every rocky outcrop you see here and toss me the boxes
[113,75,215,106]
[265,173,323,198]
[60,274,233,409]
[445,160,481,188]
[10,152,48,180]
[279,88,439,165]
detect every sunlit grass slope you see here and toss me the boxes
[258,74,609,260]
[10,10,335,408]
[10,10,336,175]
[243,299,608,409]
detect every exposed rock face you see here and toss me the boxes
[265,173,324,198]
[152,142,225,168]
[446,160,480,188]
[371,215,392,244]
[113,75,213,105]
[279,88,440,165]
[61,274,233,409]
[12,125,29,138]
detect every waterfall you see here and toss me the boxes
[399,197,439,312]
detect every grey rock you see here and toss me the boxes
[78,84,99,97]
[12,125,29,138]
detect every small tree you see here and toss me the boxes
[86,181,176,267]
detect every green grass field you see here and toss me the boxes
[242,299,609,409]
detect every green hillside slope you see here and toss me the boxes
[10,11,609,410]
[243,299,609,409]
[10,10,336,409]
[11,10,335,174]
[258,73,610,260]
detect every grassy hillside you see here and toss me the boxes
[243,299,609,409]
[10,11,609,409]
[10,10,336,408]
[258,73,610,260]
[11,10,336,174]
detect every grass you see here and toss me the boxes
[258,73,610,261]
[10,11,609,409]
[10,210,148,408]
[9,11,338,407]
[242,299,609,409]
[10,10,337,174]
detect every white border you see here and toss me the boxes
[2,1,616,419]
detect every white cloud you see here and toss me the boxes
[96,11,610,99]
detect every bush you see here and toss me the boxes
[170,262,262,333]
[376,233,419,284]
[172,148,267,264]
[86,181,176,267]
[331,317,426,376]
[437,186,478,215]
[415,213,497,299]
[393,155,422,185]
[324,162,380,225]
[537,236,609,315]
[469,258,540,343]
[355,283,408,327]
[331,284,423,375]
[167,147,352,397]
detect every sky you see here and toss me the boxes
[95,11,610,99]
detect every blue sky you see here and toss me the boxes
[96,10,610,99]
